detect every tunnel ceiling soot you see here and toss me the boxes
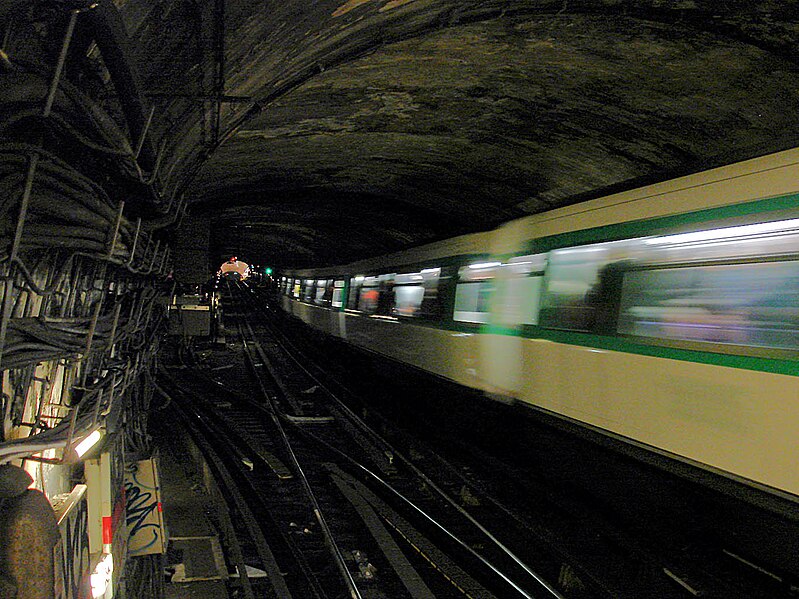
[121,1,799,269]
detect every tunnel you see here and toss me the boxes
[1,2,798,597]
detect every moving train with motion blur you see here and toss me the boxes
[278,148,799,506]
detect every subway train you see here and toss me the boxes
[218,257,250,281]
[278,148,799,503]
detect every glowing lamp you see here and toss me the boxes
[90,552,114,598]
[74,429,103,458]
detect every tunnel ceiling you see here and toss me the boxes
[121,1,799,269]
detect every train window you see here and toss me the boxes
[302,279,315,302]
[540,216,799,337]
[394,285,424,315]
[357,276,379,313]
[332,280,346,308]
[314,279,328,305]
[454,262,499,323]
[454,283,493,323]
[492,255,547,326]
[356,274,394,314]
[642,217,799,265]
[618,260,799,351]
[539,239,640,332]
[321,279,335,305]
[348,276,364,309]
[292,279,301,298]
[393,267,441,318]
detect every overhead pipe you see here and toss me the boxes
[84,0,157,172]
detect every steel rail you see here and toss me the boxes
[226,288,365,599]
[237,282,564,598]
[157,371,290,599]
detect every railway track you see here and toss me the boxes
[160,283,568,598]
[158,281,794,598]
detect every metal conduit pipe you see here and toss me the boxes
[83,0,158,174]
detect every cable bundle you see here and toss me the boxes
[1,314,119,371]
[0,8,179,465]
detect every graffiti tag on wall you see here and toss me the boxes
[53,485,91,599]
[124,459,166,556]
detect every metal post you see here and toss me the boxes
[43,10,80,118]
[135,106,156,160]
[61,257,82,318]
[80,299,104,387]
[108,302,122,359]
[0,151,39,370]
[147,240,161,274]
[91,387,105,426]
[176,197,188,229]
[158,246,170,275]
[96,300,122,375]
[135,235,152,272]
[107,201,125,260]
[63,400,81,461]
[127,217,142,266]
[78,260,108,385]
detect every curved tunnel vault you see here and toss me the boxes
[9,0,799,271]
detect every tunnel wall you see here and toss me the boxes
[173,216,212,285]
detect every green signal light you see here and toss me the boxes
[265,267,273,275]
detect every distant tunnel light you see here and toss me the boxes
[74,429,103,458]
[645,218,799,246]
[468,262,501,270]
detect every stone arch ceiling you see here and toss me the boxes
[119,1,799,269]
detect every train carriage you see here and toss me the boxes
[278,148,799,503]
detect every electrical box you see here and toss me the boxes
[168,304,211,336]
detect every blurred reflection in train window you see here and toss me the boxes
[348,276,364,308]
[303,279,315,302]
[454,282,493,323]
[357,276,381,314]
[394,285,424,315]
[618,261,799,350]
[492,255,547,326]
[393,268,440,318]
[454,262,498,323]
[539,241,635,331]
[315,279,328,305]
